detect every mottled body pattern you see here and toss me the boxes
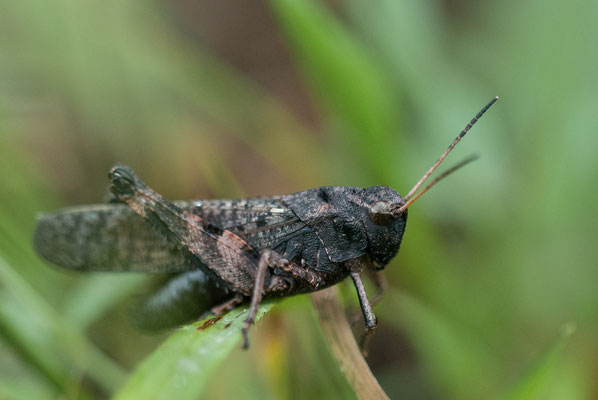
[35,166,408,345]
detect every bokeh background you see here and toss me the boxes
[1,0,597,399]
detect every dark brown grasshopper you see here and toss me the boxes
[34,97,498,348]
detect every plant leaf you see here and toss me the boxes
[113,303,273,400]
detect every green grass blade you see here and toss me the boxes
[113,303,274,400]
[62,274,147,330]
[268,0,402,183]
[0,253,126,394]
[0,342,58,400]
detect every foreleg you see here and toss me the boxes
[350,272,377,355]
[345,256,379,355]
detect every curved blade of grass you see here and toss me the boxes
[0,253,126,394]
[311,287,389,400]
[268,0,402,183]
[113,302,274,400]
[0,340,60,400]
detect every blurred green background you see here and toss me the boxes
[1,0,597,399]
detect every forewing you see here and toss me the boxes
[34,199,305,278]
[34,199,304,273]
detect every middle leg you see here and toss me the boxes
[241,250,323,348]
[367,269,388,307]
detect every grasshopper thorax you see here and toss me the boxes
[282,185,407,269]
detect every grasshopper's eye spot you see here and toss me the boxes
[369,212,391,226]
[369,202,392,226]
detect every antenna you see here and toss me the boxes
[394,155,478,214]
[396,96,498,212]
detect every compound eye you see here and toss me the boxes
[369,202,392,226]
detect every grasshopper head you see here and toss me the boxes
[361,186,408,268]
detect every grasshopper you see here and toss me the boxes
[34,97,498,348]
